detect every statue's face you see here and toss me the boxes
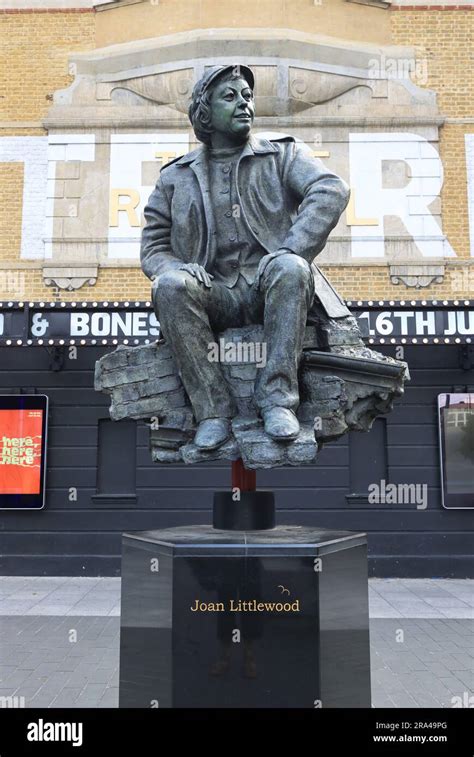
[209,76,255,144]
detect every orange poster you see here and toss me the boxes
[0,409,43,494]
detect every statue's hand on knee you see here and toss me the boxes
[178,263,214,289]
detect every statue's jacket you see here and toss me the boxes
[141,135,351,319]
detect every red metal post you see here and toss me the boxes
[231,458,256,492]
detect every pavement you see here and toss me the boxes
[0,577,472,708]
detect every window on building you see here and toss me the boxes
[346,418,387,503]
[94,419,137,503]
[438,394,474,509]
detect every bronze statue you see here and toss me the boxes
[140,64,351,451]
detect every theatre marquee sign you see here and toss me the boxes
[0,302,471,346]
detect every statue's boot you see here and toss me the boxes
[262,407,300,441]
[194,418,232,450]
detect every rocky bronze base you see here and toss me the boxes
[95,316,409,469]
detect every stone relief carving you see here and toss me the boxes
[43,267,98,291]
[48,28,438,122]
[389,264,445,289]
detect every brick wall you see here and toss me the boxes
[11,265,465,304]
[0,268,149,302]
[0,10,95,300]
[0,10,95,124]
[324,264,467,300]
[391,7,473,119]
[0,6,472,303]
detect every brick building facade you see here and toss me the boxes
[0,0,473,301]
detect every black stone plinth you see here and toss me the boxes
[119,525,371,708]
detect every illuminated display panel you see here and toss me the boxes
[438,394,474,509]
[0,396,48,509]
